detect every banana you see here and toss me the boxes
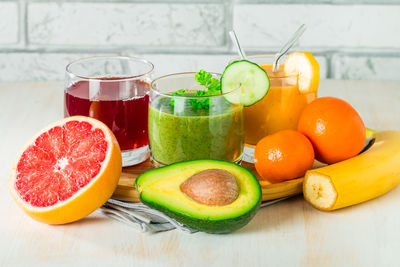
[303,130,400,211]
[259,178,303,201]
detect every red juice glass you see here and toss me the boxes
[65,56,154,166]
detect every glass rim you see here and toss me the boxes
[65,56,154,82]
[150,72,242,98]
[230,53,298,79]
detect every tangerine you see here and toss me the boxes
[254,130,315,183]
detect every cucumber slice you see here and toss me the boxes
[221,60,270,106]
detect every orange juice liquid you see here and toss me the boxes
[244,64,317,145]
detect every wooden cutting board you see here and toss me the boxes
[112,159,317,203]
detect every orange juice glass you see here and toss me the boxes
[242,54,318,145]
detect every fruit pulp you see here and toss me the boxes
[65,78,150,151]
[244,64,317,145]
[14,120,109,207]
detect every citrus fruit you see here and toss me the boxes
[298,97,366,164]
[254,130,315,183]
[284,51,319,94]
[9,116,122,224]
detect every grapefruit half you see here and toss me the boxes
[9,116,122,224]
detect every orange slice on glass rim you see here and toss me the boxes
[284,51,320,94]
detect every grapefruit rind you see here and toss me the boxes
[9,116,122,224]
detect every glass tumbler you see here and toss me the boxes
[148,72,244,167]
[233,54,318,145]
[65,56,154,166]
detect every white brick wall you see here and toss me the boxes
[0,2,19,45]
[233,4,400,49]
[332,55,400,80]
[28,2,225,48]
[0,53,116,82]
[0,0,399,82]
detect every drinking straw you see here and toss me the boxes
[273,24,307,72]
[229,30,247,60]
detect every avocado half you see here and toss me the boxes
[135,159,262,234]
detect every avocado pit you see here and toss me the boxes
[180,169,239,206]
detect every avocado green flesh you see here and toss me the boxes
[135,159,262,233]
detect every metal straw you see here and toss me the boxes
[229,30,247,60]
[272,24,307,72]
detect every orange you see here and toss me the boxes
[298,97,366,164]
[254,130,315,183]
[9,116,122,224]
[284,51,320,94]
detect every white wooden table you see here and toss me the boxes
[1,80,400,266]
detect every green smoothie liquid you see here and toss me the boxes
[148,96,244,165]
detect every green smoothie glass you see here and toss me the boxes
[149,72,244,167]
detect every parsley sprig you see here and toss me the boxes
[195,70,221,95]
[169,70,221,109]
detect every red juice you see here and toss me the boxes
[64,78,150,151]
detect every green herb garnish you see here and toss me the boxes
[195,69,221,94]
[169,70,221,109]
[169,89,187,107]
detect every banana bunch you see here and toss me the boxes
[303,130,400,211]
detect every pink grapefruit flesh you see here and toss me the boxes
[10,116,122,224]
